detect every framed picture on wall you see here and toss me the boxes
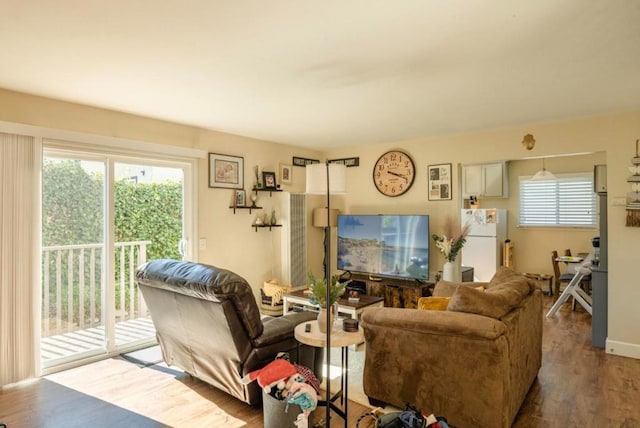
[427,163,452,201]
[209,153,244,189]
[279,163,292,185]
[262,171,277,189]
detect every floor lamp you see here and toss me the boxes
[306,162,347,426]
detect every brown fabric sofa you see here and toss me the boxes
[361,267,543,428]
[136,259,319,405]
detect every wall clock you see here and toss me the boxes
[373,150,416,196]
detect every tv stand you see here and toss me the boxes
[348,272,434,309]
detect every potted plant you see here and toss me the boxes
[307,271,349,333]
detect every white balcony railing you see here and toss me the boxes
[41,240,152,338]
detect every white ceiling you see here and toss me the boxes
[1,1,639,150]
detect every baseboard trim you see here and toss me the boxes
[605,339,640,359]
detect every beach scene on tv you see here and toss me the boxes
[337,215,429,279]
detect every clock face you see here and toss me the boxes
[373,150,416,196]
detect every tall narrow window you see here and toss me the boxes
[519,173,596,227]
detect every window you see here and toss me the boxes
[519,173,596,227]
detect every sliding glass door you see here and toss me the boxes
[41,156,108,366]
[111,161,185,349]
[41,150,192,369]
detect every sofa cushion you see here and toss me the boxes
[486,279,530,301]
[417,296,450,311]
[432,280,487,297]
[489,266,537,293]
[447,285,517,319]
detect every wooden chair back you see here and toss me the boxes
[551,250,562,281]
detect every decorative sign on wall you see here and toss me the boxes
[292,156,320,167]
[329,157,360,167]
[626,138,640,227]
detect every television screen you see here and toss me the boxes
[337,214,429,280]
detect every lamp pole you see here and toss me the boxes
[324,161,332,426]
[306,161,347,426]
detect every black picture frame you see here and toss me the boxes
[262,171,277,189]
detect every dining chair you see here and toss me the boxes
[552,250,573,296]
[563,248,592,294]
[551,250,592,311]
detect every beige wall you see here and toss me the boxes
[2,87,640,360]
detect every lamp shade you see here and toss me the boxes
[313,208,339,227]
[531,169,557,181]
[531,158,557,181]
[305,163,347,195]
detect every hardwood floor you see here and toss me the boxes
[1,294,640,427]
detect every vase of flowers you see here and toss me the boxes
[308,271,349,333]
[433,217,471,282]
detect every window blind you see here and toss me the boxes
[519,173,596,227]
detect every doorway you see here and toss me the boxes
[41,150,193,370]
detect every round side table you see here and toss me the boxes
[294,321,364,428]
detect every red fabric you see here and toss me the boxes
[246,359,297,388]
[294,363,321,394]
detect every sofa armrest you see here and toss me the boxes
[361,307,506,340]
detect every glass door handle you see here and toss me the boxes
[178,239,188,259]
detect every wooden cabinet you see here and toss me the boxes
[348,273,432,309]
[383,283,430,308]
[462,162,509,198]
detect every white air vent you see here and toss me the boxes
[279,193,307,288]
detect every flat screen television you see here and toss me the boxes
[337,214,429,280]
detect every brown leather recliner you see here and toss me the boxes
[136,259,320,405]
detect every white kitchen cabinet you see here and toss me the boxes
[462,162,508,198]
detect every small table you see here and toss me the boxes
[294,321,364,428]
[283,289,384,320]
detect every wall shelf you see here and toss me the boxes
[252,224,282,232]
[229,205,262,214]
[252,188,282,197]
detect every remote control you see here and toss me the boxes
[304,323,311,333]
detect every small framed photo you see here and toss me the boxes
[279,163,293,185]
[262,171,277,189]
[234,189,246,207]
[209,153,244,189]
[427,163,452,201]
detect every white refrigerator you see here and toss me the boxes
[461,209,507,282]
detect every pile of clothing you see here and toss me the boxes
[242,353,320,428]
